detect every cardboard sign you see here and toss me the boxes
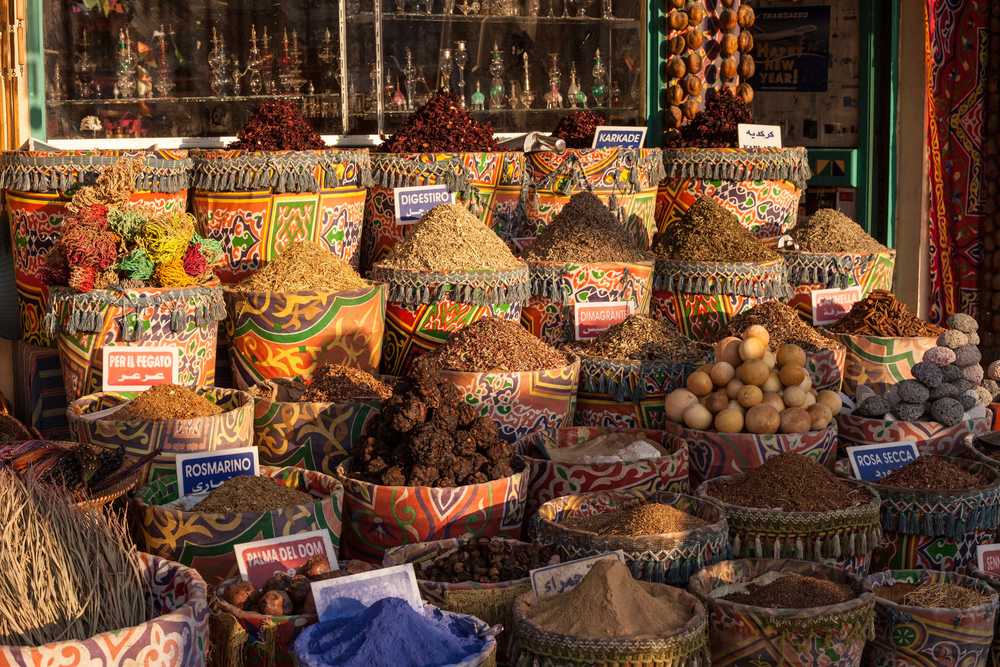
[393,185,454,225]
[234,530,338,588]
[592,126,647,149]
[574,301,633,341]
[311,563,422,622]
[102,346,179,392]
[738,123,783,148]
[811,286,862,326]
[977,544,1000,574]
[530,551,626,600]
[846,441,919,482]
[174,447,260,497]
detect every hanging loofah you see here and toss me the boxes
[155,259,198,287]
[117,248,155,281]
[141,211,196,264]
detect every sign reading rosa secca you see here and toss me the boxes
[102,346,179,392]
[393,185,455,224]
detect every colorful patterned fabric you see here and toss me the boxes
[835,333,938,396]
[12,341,68,439]
[970,567,1000,667]
[837,410,991,456]
[783,250,896,324]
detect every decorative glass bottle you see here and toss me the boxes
[591,48,607,107]
[488,42,505,110]
[544,53,562,109]
[114,28,136,99]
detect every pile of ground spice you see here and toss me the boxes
[876,581,991,609]
[707,453,866,512]
[414,539,558,584]
[434,319,568,372]
[376,204,523,273]
[113,384,223,421]
[789,209,888,254]
[300,364,394,402]
[228,101,325,151]
[566,315,710,362]
[723,573,854,609]
[828,290,944,337]
[236,242,367,293]
[563,502,707,536]
[877,455,987,491]
[524,559,693,638]
[524,192,653,264]
[352,356,512,487]
[653,197,778,263]
[377,92,497,153]
[193,475,315,513]
[724,302,840,352]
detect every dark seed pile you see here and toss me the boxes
[664,89,752,149]
[300,364,394,403]
[789,209,888,254]
[566,314,710,362]
[876,581,991,609]
[377,91,498,153]
[828,290,944,337]
[877,456,988,491]
[723,573,854,609]
[193,475,315,513]
[653,197,778,263]
[113,385,223,421]
[414,539,559,584]
[434,319,568,372]
[562,502,707,536]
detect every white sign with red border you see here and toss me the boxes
[811,286,863,326]
[574,301,634,341]
[233,530,338,588]
[102,346,179,392]
[978,544,1000,574]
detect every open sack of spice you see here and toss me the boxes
[538,431,668,464]
[0,440,142,503]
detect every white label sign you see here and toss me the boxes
[392,185,455,225]
[311,563,422,622]
[233,530,338,588]
[102,346,179,392]
[738,123,783,148]
[591,126,647,149]
[174,446,260,498]
[530,551,626,600]
[811,286,863,326]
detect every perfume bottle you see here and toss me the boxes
[48,62,65,101]
[318,27,338,93]
[114,28,136,99]
[591,48,607,107]
[544,53,562,109]
[74,31,99,99]
[437,48,453,93]
[567,63,583,109]
[454,41,468,107]
[471,81,486,110]
[208,27,230,96]
[488,42,505,110]
[261,26,277,94]
[244,26,264,95]
[519,52,534,109]
[153,25,175,97]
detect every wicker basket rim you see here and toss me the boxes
[779,248,895,259]
[369,264,530,280]
[383,536,543,592]
[695,475,883,520]
[653,256,785,271]
[864,569,999,614]
[69,387,253,425]
[834,455,1000,499]
[526,258,656,269]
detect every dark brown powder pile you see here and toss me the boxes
[707,453,866,512]
[877,455,987,491]
[563,502,707,536]
[193,475,315,513]
[723,573,854,609]
[300,364,394,402]
[414,539,559,584]
[724,302,840,352]
[828,290,944,337]
[876,581,991,609]
[376,204,524,273]
[434,319,568,372]
[790,209,888,254]
[566,315,710,362]
[352,356,513,487]
[524,192,653,264]
[653,197,779,263]
[236,242,368,293]
[524,559,693,637]
[113,384,223,421]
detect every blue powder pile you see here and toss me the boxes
[293,597,490,667]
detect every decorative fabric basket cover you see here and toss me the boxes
[0,149,191,345]
[534,488,729,585]
[46,286,226,402]
[439,354,580,444]
[250,378,386,475]
[227,282,386,388]
[371,264,530,376]
[835,332,938,396]
[336,462,529,562]
[696,476,882,576]
[781,247,897,324]
[13,340,69,438]
[190,149,371,282]
[0,553,209,666]
[662,420,838,488]
[864,569,998,667]
[971,567,1000,667]
[522,147,666,248]
[133,466,343,586]
[521,260,655,345]
[363,151,526,269]
[656,146,811,240]
[804,342,848,392]
[650,257,792,340]
[835,457,1000,572]
[688,558,875,667]
[68,387,254,483]
[837,408,992,457]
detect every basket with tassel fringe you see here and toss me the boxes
[835,456,1000,572]
[2,149,191,345]
[688,558,874,667]
[45,285,225,402]
[696,475,882,576]
[534,488,729,585]
[656,147,811,240]
[781,248,896,324]
[189,148,371,282]
[363,152,527,270]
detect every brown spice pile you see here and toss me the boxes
[414,539,558,584]
[193,475,315,513]
[434,319,568,372]
[877,455,987,491]
[352,356,512,487]
[523,192,653,264]
[236,242,367,293]
[707,453,866,512]
[300,364,394,402]
[566,315,710,362]
[876,581,991,609]
[724,573,854,609]
[524,559,693,637]
[376,204,523,273]
[113,384,223,421]
[563,502,707,536]
[828,290,944,337]
[724,302,841,352]
[653,197,778,263]
[790,209,888,254]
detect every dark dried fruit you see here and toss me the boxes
[378,91,497,153]
[229,101,325,151]
[257,590,294,616]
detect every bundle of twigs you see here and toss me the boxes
[0,470,149,645]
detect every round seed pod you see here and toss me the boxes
[686,29,705,50]
[665,105,684,128]
[719,8,738,30]
[666,83,686,106]
[739,31,754,52]
[683,74,703,96]
[721,33,739,56]
[669,35,687,55]
[687,2,706,25]
[721,57,738,81]
[737,4,755,27]
[667,56,687,80]
[739,54,755,78]
[682,96,702,119]
[685,51,704,74]
[736,82,754,104]
[669,9,689,30]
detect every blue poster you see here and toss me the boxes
[750,6,831,92]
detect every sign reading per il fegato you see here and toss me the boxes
[393,184,454,224]
[846,441,919,482]
[591,126,647,149]
[102,346,179,392]
[175,447,260,497]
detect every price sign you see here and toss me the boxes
[102,346,179,392]
[174,447,259,498]
[738,123,783,148]
[530,551,626,600]
[811,286,862,326]
[846,441,919,482]
[234,531,338,588]
[393,185,454,225]
[592,126,647,149]
[574,301,633,341]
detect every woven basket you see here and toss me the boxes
[12,340,69,438]
[972,567,1000,667]
[835,332,938,395]
[837,408,992,457]
[781,248,897,324]
[688,558,874,667]
[697,475,882,576]
[534,488,729,585]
